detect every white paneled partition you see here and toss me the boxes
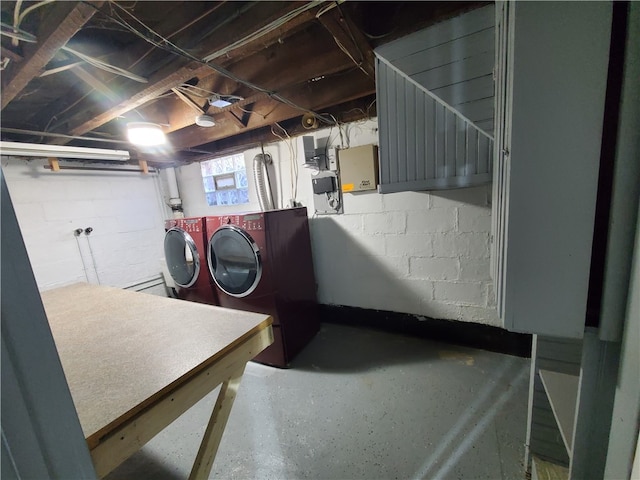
[494,2,612,338]
[374,4,495,194]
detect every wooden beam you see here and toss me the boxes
[240,104,254,127]
[163,92,268,134]
[1,46,23,63]
[170,68,374,150]
[72,66,121,102]
[160,28,354,134]
[60,2,322,140]
[317,8,375,78]
[48,157,60,172]
[165,95,376,164]
[138,160,149,174]
[1,1,102,110]
[202,4,320,64]
[171,88,206,114]
[66,62,211,138]
[227,112,246,129]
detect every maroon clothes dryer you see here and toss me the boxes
[205,207,319,367]
[164,217,218,306]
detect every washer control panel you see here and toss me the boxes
[178,218,202,233]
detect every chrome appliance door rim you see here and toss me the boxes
[164,227,201,288]
[207,224,262,298]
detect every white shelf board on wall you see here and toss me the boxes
[538,369,580,456]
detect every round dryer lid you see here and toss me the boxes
[207,225,261,298]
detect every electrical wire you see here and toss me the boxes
[202,1,324,62]
[16,0,55,29]
[318,3,369,77]
[11,0,23,47]
[0,22,148,83]
[89,1,335,125]
[271,122,298,203]
[328,114,345,147]
[336,3,367,63]
[126,3,225,71]
[316,2,340,19]
[327,33,369,77]
[63,46,148,83]
[0,23,36,42]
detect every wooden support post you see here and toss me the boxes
[188,365,246,480]
[138,160,148,174]
[48,157,60,172]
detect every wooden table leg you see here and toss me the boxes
[188,364,247,480]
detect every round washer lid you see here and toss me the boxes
[164,227,200,288]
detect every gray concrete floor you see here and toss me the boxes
[106,323,530,480]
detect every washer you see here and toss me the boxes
[205,207,319,367]
[164,217,218,306]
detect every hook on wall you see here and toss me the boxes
[73,228,83,236]
[84,227,93,235]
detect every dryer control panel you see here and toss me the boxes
[218,213,264,231]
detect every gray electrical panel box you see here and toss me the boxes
[338,144,379,192]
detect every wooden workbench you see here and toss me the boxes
[41,283,273,479]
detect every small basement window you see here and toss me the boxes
[201,154,249,206]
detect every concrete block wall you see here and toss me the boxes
[3,158,170,291]
[174,117,500,327]
[310,185,497,326]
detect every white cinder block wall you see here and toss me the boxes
[3,158,171,293]
[173,118,499,327]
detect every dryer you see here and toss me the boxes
[164,217,218,305]
[205,207,319,367]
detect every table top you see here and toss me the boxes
[41,283,272,447]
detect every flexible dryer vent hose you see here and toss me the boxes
[253,153,275,211]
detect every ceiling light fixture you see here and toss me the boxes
[195,115,216,127]
[126,122,166,146]
[208,94,243,109]
[209,97,232,108]
[0,141,131,161]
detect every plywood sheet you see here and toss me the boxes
[41,283,271,444]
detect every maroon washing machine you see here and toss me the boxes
[205,207,319,367]
[164,217,218,306]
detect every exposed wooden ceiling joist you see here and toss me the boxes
[153,95,377,166]
[1,1,102,110]
[169,67,374,150]
[0,1,488,166]
[317,7,376,78]
[57,1,325,141]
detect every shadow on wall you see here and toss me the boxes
[308,215,438,317]
[430,186,490,208]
